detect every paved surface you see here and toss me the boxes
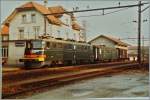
[27,68,149,99]
[2,67,21,72]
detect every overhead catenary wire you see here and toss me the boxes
[43,2,148,16]
[120,38,149,40]
[76,7,130,18]
[141,5,150,13]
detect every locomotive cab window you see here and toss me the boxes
[32,41,44,48]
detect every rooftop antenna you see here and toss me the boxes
[43,0,48,38]
[82,20,87,42]
[118,2,121,7]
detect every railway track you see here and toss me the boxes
[3,61,133,73]
[3,61,134,83]
[2,62,142,99]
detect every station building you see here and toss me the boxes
[1,2,83,65]
[89,35,129,61]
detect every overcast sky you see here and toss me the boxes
[1,0,149,46]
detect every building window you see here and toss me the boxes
[66,18,69,25]
[2,46,8,58]
[31,14,36,23]
[2,36,8,41]
[22,14,27,23]
[18,27,24,39]
[33,26,40,39]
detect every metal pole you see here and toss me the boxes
[44,15,47,36]
[137,1,142,65]
[82,20,87,42]
[142,35,144,62]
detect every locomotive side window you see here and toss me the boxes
[46,42,50,49]
[65,44,72,49]
[57,43,63,48]
[73,45,76,50]
[52,43,56,48]
[84,46,87,50]
[81,45,84,50]
[69,44,73,49]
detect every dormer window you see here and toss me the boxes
[31,14,36,23]
[22,14,27,23]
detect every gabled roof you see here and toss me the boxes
[89,34,129,46]
[72,22,83,31]
[3,2,65,26]
[71,14,83,31]
[0,24,9,35]
[48,6,67,18]
[48,6,73,17]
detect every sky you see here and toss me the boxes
[0,0,150,46]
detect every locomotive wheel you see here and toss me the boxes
[24,61,32,69]
[23,62,44,69]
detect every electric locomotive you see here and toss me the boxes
[19,38,94,68]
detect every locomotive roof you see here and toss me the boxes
[37,38,91,46]
[6,38,91,46]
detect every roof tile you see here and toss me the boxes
[1,25,9,35]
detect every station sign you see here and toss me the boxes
[15,41,25,47]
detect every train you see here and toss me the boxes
[19,38,126,68]
[19,38,94,68]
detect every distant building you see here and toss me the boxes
[89,35,129,61]
[128,46,149,61]
[1,2,83,65]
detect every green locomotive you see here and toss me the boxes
[19,38,94,68]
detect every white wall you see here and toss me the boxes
[8,10,76,64]
[9,9,76,40]
[57,14,75,40]
[10,10,45,40]
[8,42,25,64]
[8,10,45,64]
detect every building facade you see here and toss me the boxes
[89,35,129,61]
[1,2,83,65]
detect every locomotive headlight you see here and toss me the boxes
[38,58,44,61]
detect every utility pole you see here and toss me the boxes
[44,0,48,36]
[142,35,144,62]
[44,15,47,36]
[137,1,142,65]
